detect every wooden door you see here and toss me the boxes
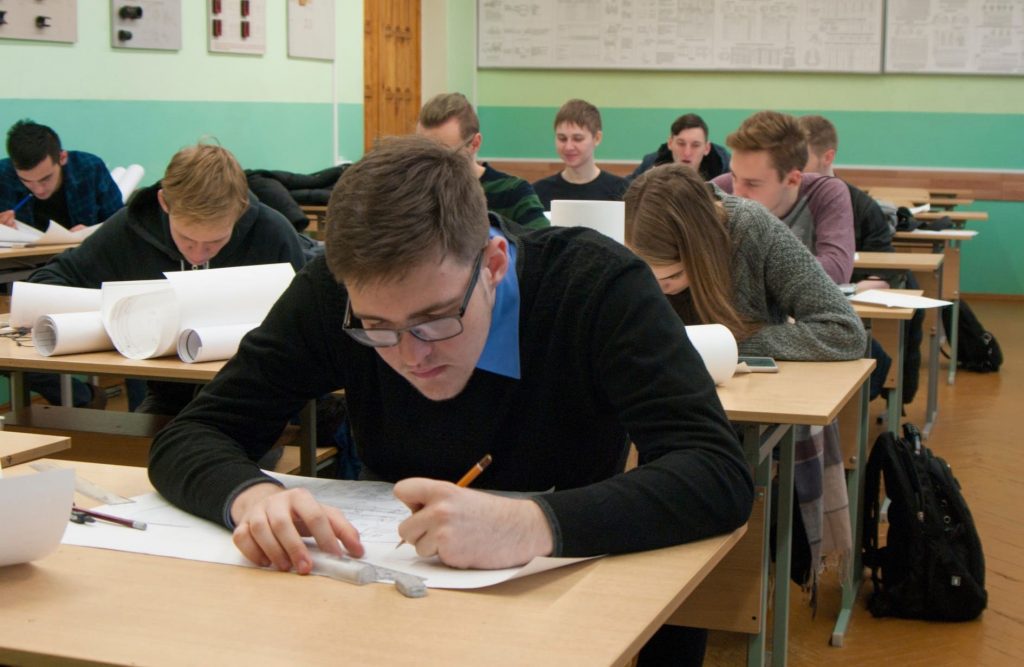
[364,0,421,154]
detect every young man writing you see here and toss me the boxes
[29,143,306,415]
[149,136,753,665]
[0,119,122,232]
[712,110,855,284]
[532,99,628,209]
[628,113,731,182]
[417,92,547,230]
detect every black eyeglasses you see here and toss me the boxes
[343,249,485,348]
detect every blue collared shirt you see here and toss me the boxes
[475,226,521,379]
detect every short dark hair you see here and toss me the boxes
[669,113,709,140]
[554,99,602,135]
[6,120,62,170]
[325,135,489,288]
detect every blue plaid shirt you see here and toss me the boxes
[0,150,123,228]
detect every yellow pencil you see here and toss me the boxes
[395,454,493,549]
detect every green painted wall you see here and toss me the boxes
[0,0,366,180]
[470,65,1024,295]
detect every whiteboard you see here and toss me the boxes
[478,0,884,73]
[885,0,1024,75]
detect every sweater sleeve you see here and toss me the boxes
[148,262,344,526]
[28,210,132,287]
[807,178,855,283]
[737,211,867,361]
[534,260,754,556]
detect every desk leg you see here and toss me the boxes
[299,399,318,477]
[746,425,772,667]
[885,320,905,434]
[772,426,795,667]
[60,374,73,407]
[946,240,961,386]
[8,370,28,410]
[923,312,941,439]
[832,378,871,647]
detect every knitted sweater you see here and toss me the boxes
[668,189,866,361]
[149,219,753,558]
[479,163,548,230]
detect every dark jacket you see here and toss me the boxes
[627,141,731,183]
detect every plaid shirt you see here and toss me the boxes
[0,150,123,228]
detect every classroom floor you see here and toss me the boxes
[705,298,1024,666]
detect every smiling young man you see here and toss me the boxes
[29,143,305,414]
[416,92,547,230]
[628,113,731,183]
[712,110,855,284]
[0,119,122,232]
[531,99,628,209]
[148,135,752,665]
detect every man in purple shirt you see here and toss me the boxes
[712,110,854,284]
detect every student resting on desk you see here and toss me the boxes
[625,164,866,597]
[712,110,855,285]
[531,99,628,210]
[0,119,122,232]
[29,143,306,415]
[149,136,753,667]
[627,112,731,183]
[799,114,924,404]
[416,92,547,230]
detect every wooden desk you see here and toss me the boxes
[0,431,70,468]
[0,340,322,477]
[0,460,744,667]
[854,252,945,436]
[705,360,875,662]
[915,209,988,226]
[893,229,978,385]
[0,244,77,285]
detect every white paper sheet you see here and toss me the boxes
[902,229,978,239]
[549,200,625,244]
[10,282,103,329]
[850,289,952,310]
[114,164,145,203]
[33,311,114,356]
[685,324,739,385]
[104,264,294,360]
[0,468,74,567]
[0,220,100,245]
[61,474,593,589]
[100,279,169,335]
[177,322,258,363]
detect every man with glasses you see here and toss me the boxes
[150,136,751,665]
[0,119,122,232]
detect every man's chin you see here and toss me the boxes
[405,369,470,402]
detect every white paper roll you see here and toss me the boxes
[549,200,625,244]
[0,468,74,567]
[10,282,103,329]
[684,324,739,385]
[177,322,258,363]
[116,164,145,203]
[33,311,114,356]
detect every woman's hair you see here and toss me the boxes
[625,163,758,340]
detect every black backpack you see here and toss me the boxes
[862,423,987,621]
[941,301,1003,373]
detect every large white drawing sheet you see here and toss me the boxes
[105,264,294,360]
[10,282,103,329]
[62,473,593,589]
[0,220,101,245]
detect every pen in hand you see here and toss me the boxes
[12,193,33,212]
[395,453,493,549]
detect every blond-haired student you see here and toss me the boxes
[29,143,306,414]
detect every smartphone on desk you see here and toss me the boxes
[737,356,779,373]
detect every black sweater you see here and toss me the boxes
[149,221,752,557]
[29,183,306,286]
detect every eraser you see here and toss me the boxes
[393,572,428,598]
